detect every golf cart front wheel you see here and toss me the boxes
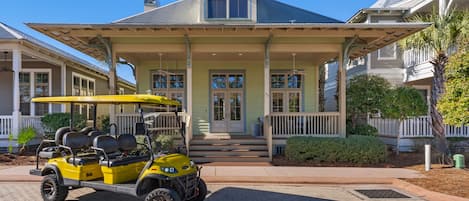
[40,174,69,201]
[145,188,181,201]
[189,178,207,201]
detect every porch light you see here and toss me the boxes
[1,51,13,72]
[211,53,217,56]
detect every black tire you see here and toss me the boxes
[145,188,181,201]
[189,179,207,201]
[40,174,69,201]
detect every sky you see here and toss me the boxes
[0,0,377,84]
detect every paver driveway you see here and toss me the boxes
[0,182,423,201]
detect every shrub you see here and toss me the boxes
[155,135,175,153]
[17,127,37,154]
[347,124,378,136]
[99,115,110,133]
[41,113,86,131]
[285,135,386,164]
[8,133,14,153]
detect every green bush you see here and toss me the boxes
[347,124,378,136]
[17,127,37,154]
[285,135,386,164]
[8,133,14,153]
[41,113,86,131]
[99,115,110,133]
[155,135,175,153]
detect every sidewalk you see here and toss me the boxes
[0,165,423,184]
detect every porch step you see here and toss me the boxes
[189,138,269,163]
[191,156,271,163]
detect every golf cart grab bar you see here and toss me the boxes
[90,147,110,167]
[35,139,55,169]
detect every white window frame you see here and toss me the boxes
[151,72,185,111]
[377,20,398,61]
[205,0,251,20]
[270,72,303,113]
[20,69,52,116]
[72,72,96,120]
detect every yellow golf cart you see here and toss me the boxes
[29,95,206,201]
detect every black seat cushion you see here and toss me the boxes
[99,155,149,167]
[55,127,72,146]
[39,148,61,159]
[88,131,104,147]
[63,132,89,151]
[117,134,137,152]
[93,135,119,154]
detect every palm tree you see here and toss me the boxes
[400,9,468,162]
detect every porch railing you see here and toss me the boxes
[369,116,469,138]
[0,116,13,138]
[116,112,190,136]
[403,46,434,68]
[267,112,340,137]
[21,116,49,134]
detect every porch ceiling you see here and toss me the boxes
[27,23,430,61]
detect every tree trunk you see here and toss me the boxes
[430,53,451,163]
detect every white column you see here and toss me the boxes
[185,36,192,117]
[264,38,272,117]
[109,49,117,131]
[60,62,66,112]
[338,50,346,137]
[439,0,447,17]
[11,49,22,137]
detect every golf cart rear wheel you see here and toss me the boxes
[189,179,207,201]
[145,188,181,201]
[40,174,69,201]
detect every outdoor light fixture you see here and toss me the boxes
[1,51,13,72]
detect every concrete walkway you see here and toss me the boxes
[0,165,423,184]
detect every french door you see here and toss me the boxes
[210,73,244,133]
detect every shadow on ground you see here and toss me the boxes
[70,191,141,201]
[206,187,335,201]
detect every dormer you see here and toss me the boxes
[205,0,255,21]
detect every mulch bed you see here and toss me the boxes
[0,153,45,166]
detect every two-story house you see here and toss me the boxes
[27,0,427,162]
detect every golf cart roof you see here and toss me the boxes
[32,94,181,106]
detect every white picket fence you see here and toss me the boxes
[0,116,13,138]
[116,112,189,135]
[369,116,469,138]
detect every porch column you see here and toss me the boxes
[109,49,117,131]
[264,35,272,116]
[60,62,66,112]
[185,35,192,117]
[338,50,346,137]
[11,49,22,136]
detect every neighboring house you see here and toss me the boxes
[0,22,136,151]
[324,0,469,151]
[28,0,427,162]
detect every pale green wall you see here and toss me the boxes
[137,59,318,135]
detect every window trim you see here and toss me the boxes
[20,69,52,116]
[151,71,186,112]
[205,0,251,20]
[377,20,398,61]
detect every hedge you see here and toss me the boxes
[285,135,386,164]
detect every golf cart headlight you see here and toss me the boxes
[190,160,196,167]
[161,167,178,174]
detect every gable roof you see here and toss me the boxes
[0,22,135,87]
[115,0,342,24]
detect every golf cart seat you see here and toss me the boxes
[88,131,105,147]
[38,127,73,159]
[94,135,149,167]
[63,132,99,166]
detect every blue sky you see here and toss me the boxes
[0,0,376,83]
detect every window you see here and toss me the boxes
[72,73,95,120]
[270,73,303,113]
[378,43,397,60]
[347,56,366,69]
[152,72,185,112]
[19,70,51,116]
[207,0,249,19]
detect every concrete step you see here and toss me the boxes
[190,150,269,157]
[191,156,270,163]
[190,139,267,145]
[190,145,268,151]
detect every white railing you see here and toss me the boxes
[21,116,49,134]
[370,116,469,138]
[267,112,340,137]
[0,116,13,138]
[403,46,434,68]
[116,112,189,136]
